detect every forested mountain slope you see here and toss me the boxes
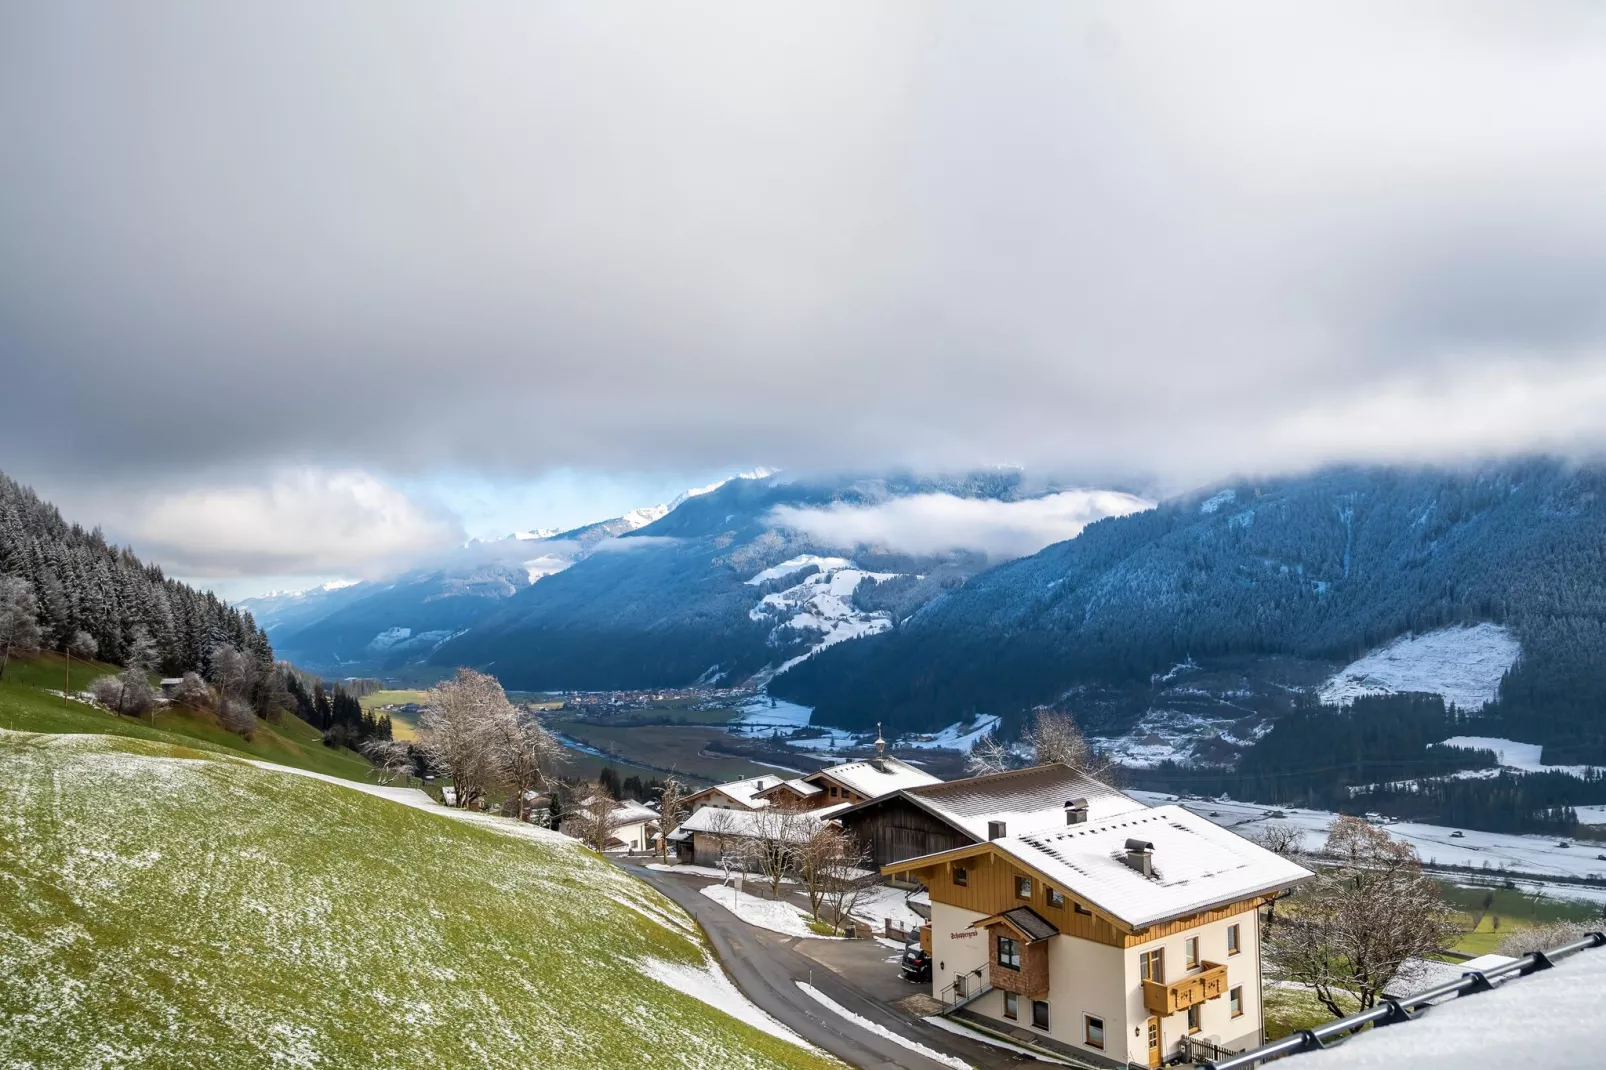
[774,461,1606,761]
[260,478,755,675]
[0,473,271,676]
[431,470,1081,689]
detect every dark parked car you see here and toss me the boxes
[900,942,931,983]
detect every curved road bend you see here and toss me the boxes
[624,864,1034,1070]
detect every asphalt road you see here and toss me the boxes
[624,863,1037,1070]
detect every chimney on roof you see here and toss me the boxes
[756,780,765,790]
[1065,798,1089,825]
[875,722,886,758]
[1123,838,1154,878]
[988,820,1007,840]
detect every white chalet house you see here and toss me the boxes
[887,788,1312,1068]
[681,774,786,814]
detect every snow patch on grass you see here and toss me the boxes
[699,884,844,940]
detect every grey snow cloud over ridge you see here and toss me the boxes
[5,2,1606,587]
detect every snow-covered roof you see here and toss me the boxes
[814,756,941,799]
[677,806,834,842]
[977,804,1312,929]
[578,796,657,825]
[1298,944,1606,1069]
[889,764,1148,842]
[610,799,658,825]
[754,777,824,800]
[686,775,786,809]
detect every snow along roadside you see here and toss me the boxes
[922,1015,1076,1064]
[795,983,972,1070]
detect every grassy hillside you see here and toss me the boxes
[0,731,838,1070]
[0,654,374,781]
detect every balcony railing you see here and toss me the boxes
[1143,961,1228,1016]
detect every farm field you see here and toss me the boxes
[359,688,430,739]
[0,730,836,1070]
[553,721,805,786]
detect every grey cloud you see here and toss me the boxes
[4,2,1606,501]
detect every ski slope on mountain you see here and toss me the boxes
[0,730,837,1070]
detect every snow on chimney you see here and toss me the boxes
[1064,798,1089,825]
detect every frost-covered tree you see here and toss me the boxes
[171,671,214,709]
[416,668,507,810]
[656,775,690,862]
[486,704,567,822]
[965,733,1012,776]
[0,575,42,681]
[1268,816,1457,1016]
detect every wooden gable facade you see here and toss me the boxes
[837,793,977,870]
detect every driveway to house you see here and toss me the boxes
[623,862,1037,1070]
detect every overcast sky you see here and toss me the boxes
[5,2,1606,597]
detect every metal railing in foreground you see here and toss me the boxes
[1200,931,1606,1070]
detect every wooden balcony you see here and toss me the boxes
[1142,962,1228,1016]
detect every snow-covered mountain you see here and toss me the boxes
[772,460,1606,767]
[248,471,777,674]
[427,469,1136,690]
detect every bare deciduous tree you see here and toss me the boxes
[487,704,567,822]
[657,774,689,862]
[361,739,415,785]
[208,644,252,701]
[1252,820,1305,858]
[567,785,624,852]
[172,671,214,709]
[90,627,159,719]
[217,696,257,739]
[1268,816,1458,1016]
[1496,920,1599,957]
[1028,709,1113,778]
[965,733,1012,776]
[416,668,507,810]
[820,833,877,933]
[0,576,43,681]
[743,805,812,899]
[66,630,98,662]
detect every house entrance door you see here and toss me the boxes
[1146,1016,1162,1068]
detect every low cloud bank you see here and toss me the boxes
[116,468,463,579]
[769,490,1152,561]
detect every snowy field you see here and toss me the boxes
[1319,623,1520,711]
[729,696,998,758]
[1131,791,1606,890]
[896,716,1002,752]
[746,557,900,676]
[698,883,844,939]
[1434,736,1606,779]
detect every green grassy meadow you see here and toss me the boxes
[0,729,838,1070]
[0,654,373,781]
